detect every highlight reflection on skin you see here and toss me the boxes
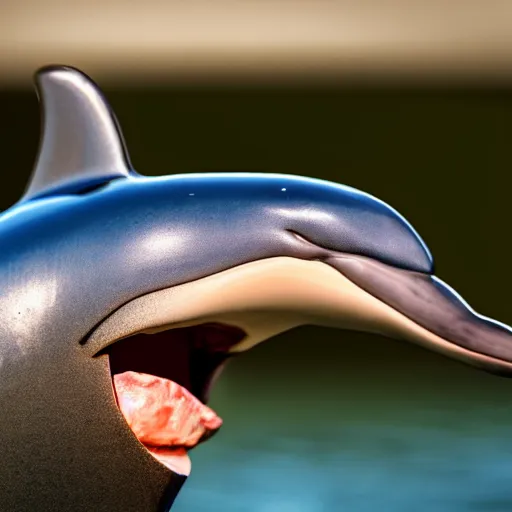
[0,278,58,346]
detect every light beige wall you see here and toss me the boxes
[1,0,512,85]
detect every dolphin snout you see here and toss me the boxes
[329,254,512,376]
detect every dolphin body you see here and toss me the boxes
[1,65,512,511]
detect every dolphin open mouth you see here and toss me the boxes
[89,254,512,479]
[103,323,246,475]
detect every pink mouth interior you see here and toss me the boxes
[113,371,222,475]
[105,323,246,475]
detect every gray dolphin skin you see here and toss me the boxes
[1,65,512,512]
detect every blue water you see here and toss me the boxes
[171,334,512,511]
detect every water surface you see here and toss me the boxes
[173,328,512,512]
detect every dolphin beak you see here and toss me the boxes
[328,255,512,376]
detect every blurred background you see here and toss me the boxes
[3,1,512,511]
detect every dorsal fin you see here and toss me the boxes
[22,65,134,201]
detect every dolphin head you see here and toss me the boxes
[1,65,511,512]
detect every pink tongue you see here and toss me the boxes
[113,371,222,474]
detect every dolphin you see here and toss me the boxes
[1,65,512,512]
